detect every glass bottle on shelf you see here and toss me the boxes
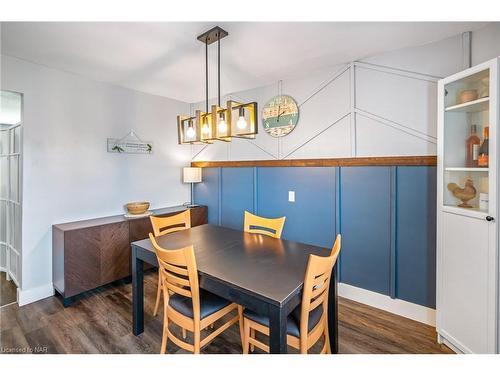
[478,126,489,168]
[466,124,480,167]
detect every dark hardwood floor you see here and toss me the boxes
[0,271,453,354]
[0,272,17,308]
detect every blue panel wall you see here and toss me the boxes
[193,167,220,225]
[220,167,255,230]
[340,167,392,295]
[396,167,437,308]
[193,165,437,308]
[257,167,336,248]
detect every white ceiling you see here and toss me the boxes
[0,22,489,103]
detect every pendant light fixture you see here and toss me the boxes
[177,26,258,144]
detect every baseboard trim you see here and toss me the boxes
[338,283,436,326]
[17,283,54,306]
[437,330,469,354]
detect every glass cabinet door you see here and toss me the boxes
[442,67,493,216]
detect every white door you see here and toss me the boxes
[439,211,492,353]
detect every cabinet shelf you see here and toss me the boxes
[445,97,489,113]
[445,167,489,172]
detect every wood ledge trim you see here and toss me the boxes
[191,156,437,168]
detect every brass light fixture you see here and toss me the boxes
[177,26,258,144]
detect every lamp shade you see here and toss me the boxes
[183,167,202,183]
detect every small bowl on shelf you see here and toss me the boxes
[126,202,150,215]
[458,89,478,104]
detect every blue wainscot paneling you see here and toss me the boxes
[396,166,437,308]
[257,167,336,248]
[220,167,255,230]
[193,164,438,309]
[340,167,392,295]
[193,167,220,225]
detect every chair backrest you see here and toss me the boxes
[299,234,341,341]
[243,211,286,239]
[150,210,191,237]
[149,233,201,321]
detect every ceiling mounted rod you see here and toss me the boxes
[198,26,228,114]
[205,38,208,113]
[218,35,221,107]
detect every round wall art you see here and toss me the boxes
[262,94,299,137]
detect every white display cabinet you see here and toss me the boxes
[437,57,499,353]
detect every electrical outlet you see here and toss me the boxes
[288,191,295,202]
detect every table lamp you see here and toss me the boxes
[183,167,202,208]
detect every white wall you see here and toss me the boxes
[472,23,500,66]
[191,23,500,162]
[1,55,191,302]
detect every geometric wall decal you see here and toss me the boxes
[284,114,351,159]
[190,54,444,162]
[356,114,437,157]
[281,70,350,157]
[229,137,278,161]
[355,66,438,140]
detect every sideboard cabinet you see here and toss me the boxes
[53,205,207,306]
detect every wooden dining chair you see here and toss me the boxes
[149,234,241,354]
[150,210,191,317]
[243,211,286,239]
[241,234,341,354]
[240,210,287,345]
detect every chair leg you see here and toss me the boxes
[153,271,162,317]
[324,316,331,354]
[243,319,250,354]
[325,328,331,354]
[238,305,245,350]
[250,328,255,352]
[194,329,201,354]
[182,328,187,339]
[160,316,168,353]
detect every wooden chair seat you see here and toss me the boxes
[169,290,232,319]
[243,304,323,338]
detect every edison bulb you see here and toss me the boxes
[218,118,227,133]
[237,116,247,129]
[202,122,210,135]
[186,126,195,138]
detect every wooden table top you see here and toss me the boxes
[132,224,330,306]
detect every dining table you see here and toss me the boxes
[131,223,338,354]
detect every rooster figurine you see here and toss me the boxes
[447,179,477,208]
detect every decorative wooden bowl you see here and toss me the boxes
[458,89,478,104]
[126,202,150,215]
